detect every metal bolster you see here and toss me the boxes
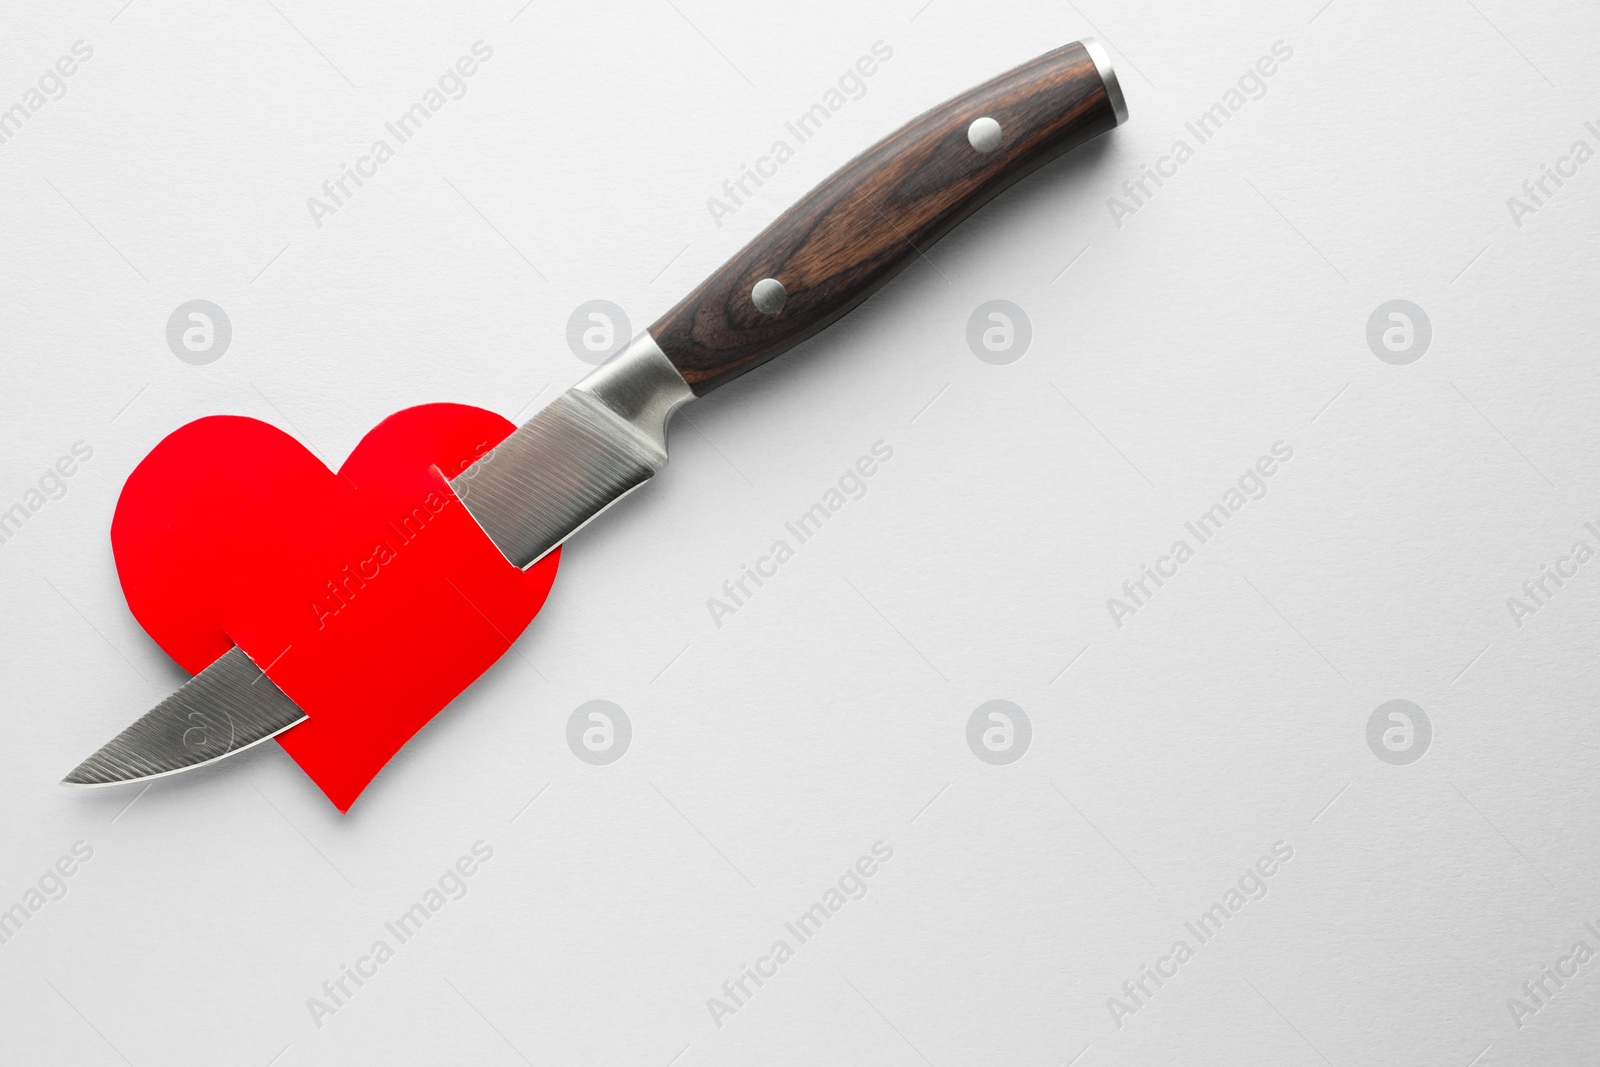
[570,331,695,465]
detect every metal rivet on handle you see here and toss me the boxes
[752,277,787,314]
[967,116,1002,153]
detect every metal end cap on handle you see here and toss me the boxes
[1080,37,1129,126]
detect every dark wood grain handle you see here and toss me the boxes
[651,39,1125,394]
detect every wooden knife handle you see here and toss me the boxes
[650,39,1125,394]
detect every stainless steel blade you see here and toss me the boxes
[451,332,694,569]
[61,647,307,786]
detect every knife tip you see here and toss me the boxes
[59,769,104,787]
[60,759,125,787]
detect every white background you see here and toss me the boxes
[2,0,1599,1063]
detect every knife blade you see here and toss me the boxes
[65,39,1126,788]
[61,647,306,786]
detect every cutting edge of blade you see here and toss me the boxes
[59,712,308,788]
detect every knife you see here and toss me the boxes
[63,39,1127,788]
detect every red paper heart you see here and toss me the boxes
[111,404,558,811]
